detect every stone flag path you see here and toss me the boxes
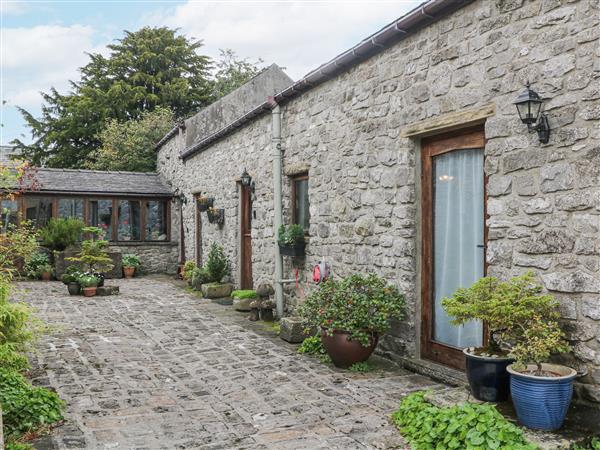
[18,277,442,449]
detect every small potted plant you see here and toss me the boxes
[61,266,81,295]
[504,275,574,431]
[66,227,114,284]
[278,224,306,257]
[299,273,405,368]
[78,274,100,297]
[442,276,518,402]
[39,263,54,281]
[122,254,141,279]
[182,260,197,284]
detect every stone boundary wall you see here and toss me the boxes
[110,243,179,275]
[157,0,600,403]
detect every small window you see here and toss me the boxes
[292,174,310,233]
[1,200,18,232]
[118,200,141,241]
[25,197,53,228]
[58,198,84,219]
[145,200,168,241]
[89,199,113,240]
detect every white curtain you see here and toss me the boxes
[433,149,484,348]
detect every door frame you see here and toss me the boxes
[239,183,253,289]
[194,195,202,266]
[420,125,488,370]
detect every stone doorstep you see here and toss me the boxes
[423,387,582,450]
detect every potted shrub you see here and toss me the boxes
[190,266,211,291]
[299,273,405,368]
[504,275,574,431]
[200,243,233,299]
[442,276,519,402]
[40,218,84,252]
[66,226,114,284]
[38,263,54,281]
[278,224,306,257]
[197,195,214,212]
[61,266,81,295]
[79,274,100,297]
[122,254,141,279]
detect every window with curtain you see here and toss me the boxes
[25,197,53,228]
[432,148,484,349]
[58,198,84,219]
[1,200,18,232]
[145,200,167,241]
[88,199,113,240]
[292,174,310,233]
[118,200,141,241]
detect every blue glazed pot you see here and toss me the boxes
[464,348,514,402]
[507,363,577,431]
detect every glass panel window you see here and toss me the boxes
[118,200,141,241]
[293,176,310,232]
[145,201,168,241]
[1,200,18,232]
[58,198,84,219]
[88,199,113,240]
[25,197,53,228]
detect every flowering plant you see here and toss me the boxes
[299,273,405,346]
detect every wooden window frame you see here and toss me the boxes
[291,173,310,234]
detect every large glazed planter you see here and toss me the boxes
[321,331,378,368]
[67,282,80,296]
[464,348,514,402]
[507,363,577,431]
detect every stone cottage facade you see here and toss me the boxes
[156,0,599,403]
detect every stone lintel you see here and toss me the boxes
[400,103,496,138]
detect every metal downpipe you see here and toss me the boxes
[271,103,284,318]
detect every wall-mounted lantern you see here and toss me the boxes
[514,83,550,144]
[240,168,255,192]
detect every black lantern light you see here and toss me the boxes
[240,168,255,192]
[514,83,550,144]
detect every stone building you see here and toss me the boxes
[155,0,600,404]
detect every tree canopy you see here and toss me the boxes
[12,27,263,170]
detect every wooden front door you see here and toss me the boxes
[240,185,253,289]
[421,126,487,370]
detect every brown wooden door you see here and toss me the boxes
[240,185,253,289]
[421,126,487,370]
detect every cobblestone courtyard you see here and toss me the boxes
[18,277,442,450]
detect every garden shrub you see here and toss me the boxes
[0,343,29,372]
[231,290,258,299]
[0,367,64,440]
[191,266,211,288]
[0,291,42,350]
[23,252,50,279]
[392,392,535,450]
[182,261,197,281]
[122,254,141,269]
[39,218,84,251]
[205,243,231,283]
[6,442,34,450]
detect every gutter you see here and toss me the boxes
[177,0,474,160]
[154,121,185,150]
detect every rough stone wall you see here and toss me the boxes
[109,244,179,275]
[157,0,600,402]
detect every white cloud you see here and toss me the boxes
[157,1,421,81]
[1,1,28,16]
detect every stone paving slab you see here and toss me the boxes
[16,277,444,449]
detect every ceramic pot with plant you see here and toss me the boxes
[503,275,574,431]
[442,276,525,402]
[299,273,405,368]
[39,263,53,281]
[278,224,306,257]
[79,274,100,297]
[61,266,81,295]
[122,254,141,279]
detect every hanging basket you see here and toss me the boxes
[278,242,306,257]
[207,208,225,225]
[197,196,214,212]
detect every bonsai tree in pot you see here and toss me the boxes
[78,274,100,297]
[61,266,82,295]
[278,224,306,257]
[122,254,141,279]
[299,273,405,368]
[66,227,114,285]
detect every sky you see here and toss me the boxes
[1,0,422,145]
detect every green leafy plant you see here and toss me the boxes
[23,252,50,279]
[182,261,197,281]
[299,273,405,347]
[278,224,305,247]
[392,391,536,450]
[205,243,231,283]
[78,274,99,288]
[66,226,114,273]
[0,367,65,440]
[573,437,600,450]
[0,343,29,372]
[190,266,211,288]
[122,254,141,269]
[349,361,374,373]
[6,442,35,450]
[39,218,84,251]
[61,266,81,284]
[297,335,331,363]
[231,290,258,299]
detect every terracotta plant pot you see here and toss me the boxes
[321,331,378,368]
[123,267,135,279]
[41,271,52,281]
[82,287,97,297]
